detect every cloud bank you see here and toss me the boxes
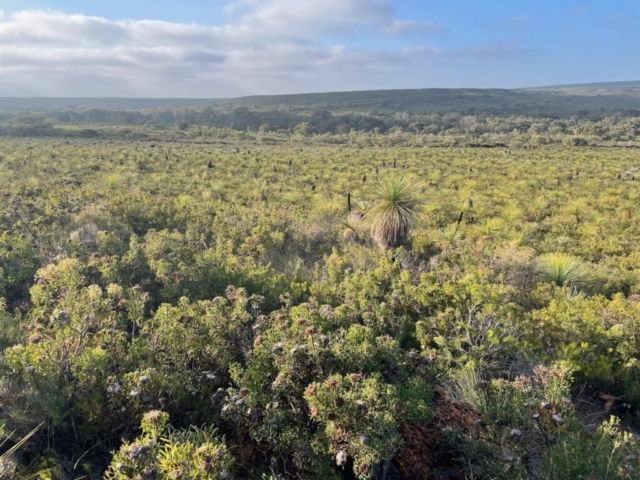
[0,1,525,97]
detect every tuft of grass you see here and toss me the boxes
[478,218,503,240]
[0,422,45,477]
[537,252,592,288]
[366,176,424,250]
[446,365,487,413]
[432,224,462,248]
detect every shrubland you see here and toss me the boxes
[1,113,639,149]
[1,133,640,478]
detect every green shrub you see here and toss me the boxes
[541,416,640,479]
[105,411,233,480]
[526,292,640,406]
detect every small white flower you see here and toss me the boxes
[107,382,122,394]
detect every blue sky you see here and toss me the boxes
[0,0,637,97]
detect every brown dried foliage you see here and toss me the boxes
[394,387,482,479]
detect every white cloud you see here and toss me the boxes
[0,2,527,97]
[239,0,392,33]
[383,19,445,34]
[451,41,526,59]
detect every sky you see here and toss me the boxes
[0,0,638,97]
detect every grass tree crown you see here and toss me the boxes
[366,175,424,251]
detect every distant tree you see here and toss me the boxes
[336,124,352,134]
[175,120,189,131]
[294,122,313,136]
[394,111,410,122]
[563,136,589,147]
[56,112,71,123]
[410,122,425,134]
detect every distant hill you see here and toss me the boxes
[529,80,640,90]
[0,98,221,110]
[2,84,640,118]
[222,87,640,117]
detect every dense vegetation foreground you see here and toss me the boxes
[2,137,640,479]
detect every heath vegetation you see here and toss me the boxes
[1,104,640,479]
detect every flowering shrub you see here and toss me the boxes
[105,411,234,480]
[227,291,436,478]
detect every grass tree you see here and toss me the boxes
[366,175,424,250]
[342,205,368,244]
[537,252,592,288]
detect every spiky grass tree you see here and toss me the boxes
[366,176,423,251]
[538,252,592,288]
